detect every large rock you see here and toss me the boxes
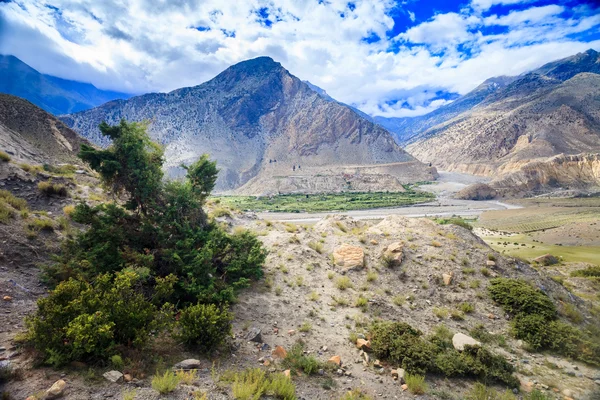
[173,359,202,370]
[382,242,404,267]
[533,254,559,266]
[333,244,364,270]
[103,370,123,383]
[44,379,66,399]
[246,327,262,343]
[452,333,481,351]
[455,183,497,200]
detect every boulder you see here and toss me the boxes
[44,379,66,399]
[246,327,262,343]
[442,272,453,286]
[452,333,481,351]
[173,359,201,370]
[455,183,497,200]
[382,242,404,267]
[356,339,371,351]
[391,368,405,384]
[533,254,559,266]
[103,370,123,383]
[333,244,364,270]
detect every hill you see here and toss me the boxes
[0,94,90,165]
[0,55,131,115]
[61,57,436,193]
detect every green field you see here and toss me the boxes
[212,190,435,213]
[483,233,600,265]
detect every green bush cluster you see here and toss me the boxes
[38,181,68,197]
[488,278,600,365]
[224,368,296,400]
[434,217,473,231]
[27,120,266,365]
[369,321,518,387]
[282,343,324,375]
[570,266,600,278]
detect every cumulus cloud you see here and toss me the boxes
[0,0,599,118]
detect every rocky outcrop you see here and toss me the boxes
[333,244,365,270]
[62,57,434,192]
[455,183,497,200]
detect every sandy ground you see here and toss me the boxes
[256,171,521,223]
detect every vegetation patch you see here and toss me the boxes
[223,368,296,400]
[38,181,68,197]
[213,190,434,213]
[434,216,473,231]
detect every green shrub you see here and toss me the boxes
[571,266,600,278]
[152,370,179,394]
[283,343,323,375]
[38,181,68,197]
[110,354,124,370]
[435,217,473,231]
[0,190,27,210]
[488,278,556,319]
[466,383,516,400]
[459,302,475,313]
[336,276,353,290]
[405,373,427,394]
[0,151,10,162]
[229,368,296,400]
[340,389,373,400]
[176,303,232,351]
[26,271,156,366]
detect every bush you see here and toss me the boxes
[176,303,232,351]
[0,151,10,162]
[488,278,556,319]
[152,370,179,394]
[435,217,473,231]
[405,373,427,394]
[571,266,600,278]
[340,389,373,400]
[283,343,323,375]
[111,354,124,370]
[336,276,353,290]
[0,190,27,210]
[26,271,156,366]
[229,368,296,400]
[38,181,68,197]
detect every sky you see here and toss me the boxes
[0,0,599,118]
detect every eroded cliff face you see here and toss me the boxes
[491,153,600,196]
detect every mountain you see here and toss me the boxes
[400,49,600,182]
[0,94,90,164]
[61,57,436,193]
[0,55,131,115]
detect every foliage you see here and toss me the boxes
[175,303,232,351]
[340,389,373,400]
[229,368,296,400]
[175,369,198,385]
[151,370,179,394]
[435,217,473,231]
[38,181,68,197]
[283,343,323,375]
[0,151,10,162]
[489,278,600,366]
[405,374,427,394]
[370,321,519,387]
[110,354,124,370]
[25,271,156,366]
[571,266,600,278]
[0,190,27,210]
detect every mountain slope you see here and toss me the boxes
[404,49,600,178]
[62,57,436,193]
[0,94,90,164]
[0,55,131,115]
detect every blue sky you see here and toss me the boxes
[0,0,599,117]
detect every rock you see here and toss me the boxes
[562,389,574,397]
[391,368,406,384]
[246,327,262,343]
[595,380,600,385]
[373,360,382,368]
[382,242,404,267]
[328,355,342,366]
[452,333,481,351]
[442,272,453,286]
[2,296,12,301]
[356,339,371,351]
[283,369,291,378]
[287,329,296,335]
[533,254,559,266]
[103,370,123,383]
[123,374,132,382]
[455,183,497,200]
[370,239,378,245]
[332,244,365,270]
[401,384,408,391]
[486,260,496,267]
[173,359,202,370]
[44,379,66,399]
[272,345,287,359]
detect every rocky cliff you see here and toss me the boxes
[61,57,435,193]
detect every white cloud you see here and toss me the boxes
[471,0,535,12]
[0,0,599,119]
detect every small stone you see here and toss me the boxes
[272,345,287,359]
[263,360,271,366]
[401,384,408,391]
[322,346,328,352]
[288,329,296,335]
[442,273,453,286]
[328,355,342,366]
[373,360,382,368]
[283,370,291,379]
[2,296,12,301]
[452,333,481,351]
[103,370,123,383]
[382,242,404,267]
[370,239,378,245]
[45,379,67,399]
[246,327,262,343]
[173,359,202,370]
[123,374,132,382]
[486,260,496,267]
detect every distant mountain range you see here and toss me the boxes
[60,57,435,193]
[0,55,131,115]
